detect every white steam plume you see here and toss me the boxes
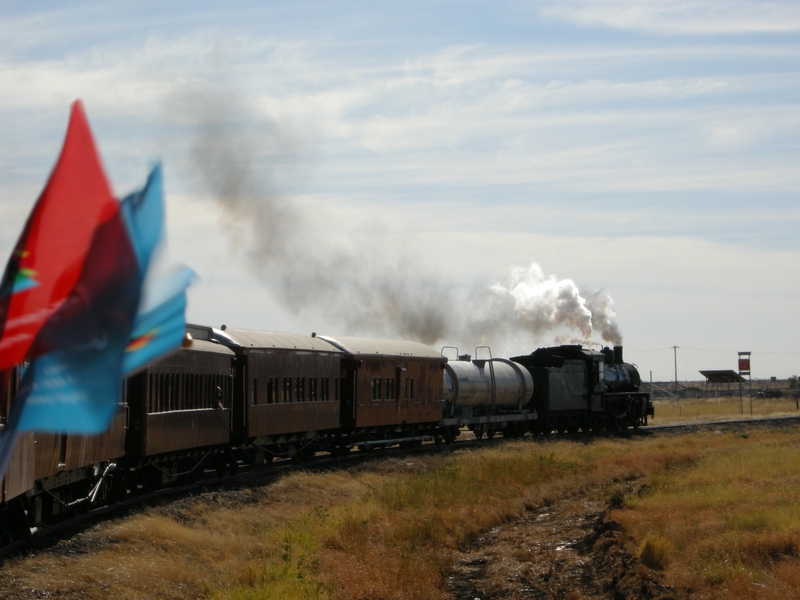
[461,263,622,349]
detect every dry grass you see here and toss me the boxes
[613,426,800,598]
[4,426,800,599]
[0,445,620,599]
[639,533,671,570]
[650,396,800,425]
[315,449,592,599]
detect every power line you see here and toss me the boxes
[629,346,800,356]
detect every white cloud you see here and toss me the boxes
[0,3,799,381]
[1,36,798,196]
[540,0,800,35]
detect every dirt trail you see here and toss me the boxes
[447,488,677,600]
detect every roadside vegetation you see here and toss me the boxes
[3,423,800,599]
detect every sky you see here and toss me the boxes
[1,0,799,382]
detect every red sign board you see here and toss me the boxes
[739,358,750,372]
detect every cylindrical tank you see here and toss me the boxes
[443,358,534,413]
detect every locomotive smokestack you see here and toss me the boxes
[603,347,614,364]
[613,345,623,364]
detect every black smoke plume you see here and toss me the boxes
[174,82,621,349]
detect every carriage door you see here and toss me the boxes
[339,359,359,428]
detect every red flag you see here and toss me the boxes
[0,101,117,369]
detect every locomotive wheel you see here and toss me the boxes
[608,409,627,431]
[486,428,495,440]
[474,426,484,440]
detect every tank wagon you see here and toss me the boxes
[441,347,535,441]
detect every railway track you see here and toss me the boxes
[4,414,800,561]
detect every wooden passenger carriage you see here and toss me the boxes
[1,366,127,539]
[126,340,234,457]
[319,335,446,446]
[187,325,344,462]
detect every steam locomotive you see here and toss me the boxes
[441,344,651,441]
[0,325,651,546]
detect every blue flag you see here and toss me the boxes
[123,265,195,374]
[0,163,193,479]
[10,164,177,433]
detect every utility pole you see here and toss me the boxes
[673,346,679,397]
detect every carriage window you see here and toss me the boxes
[385,379,394,400]
[181,374,188,410]
[335,378,339,402]
[251,378,258,405]
[321,378,329,401]
[309,378,317,401]
[159,375,166,412]
[166,375,171,410]
[146,372,232,413]
[371,378,381,400]
[283,378,291,402]
[405,378,414,400]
